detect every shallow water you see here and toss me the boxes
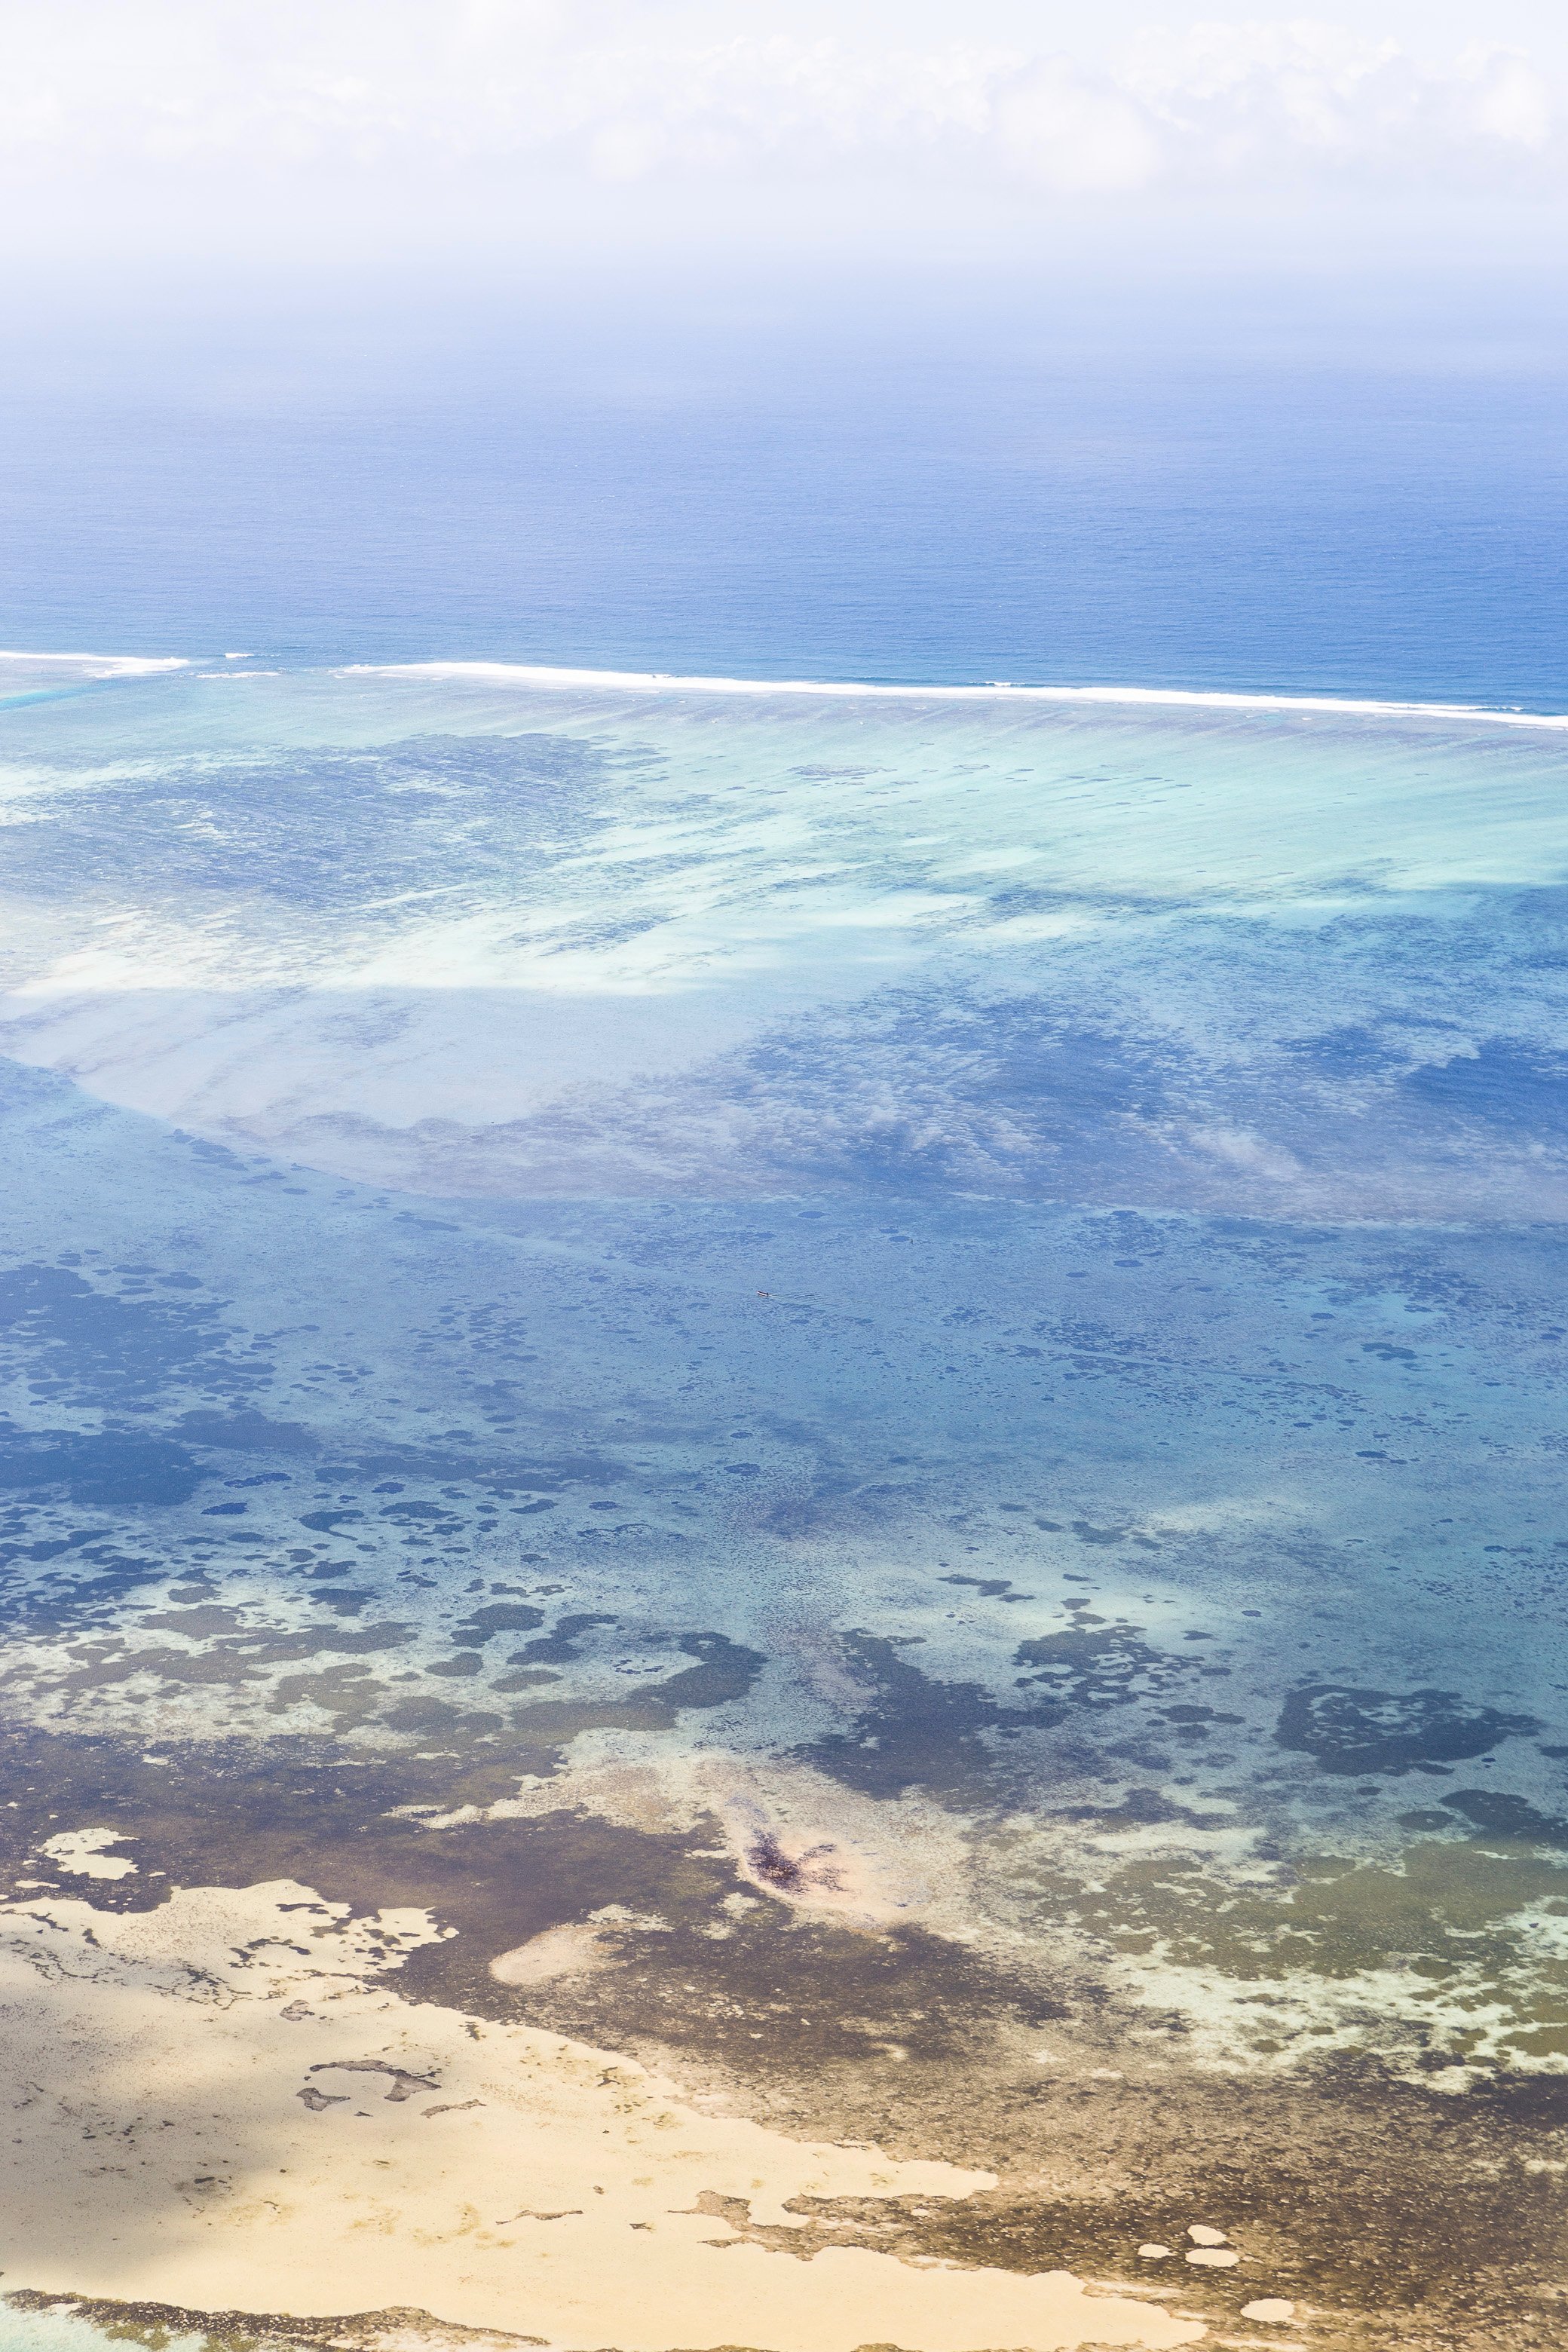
[1,656,1566,2348]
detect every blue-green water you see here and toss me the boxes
[2,656,1566,2344]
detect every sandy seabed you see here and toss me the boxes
[0,1870,1202,2352]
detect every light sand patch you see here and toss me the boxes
[424,1743,963,1934]
[489,1923,614,1987]
[0,1878,1199,2352]
[724,1795,905,1925]
[38,1828,137,1879]
[492,1906,673,1988]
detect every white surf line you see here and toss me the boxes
[0,651,189,675]
[343,660,1568,730]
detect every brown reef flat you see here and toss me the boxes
[0,1723,1564,2350]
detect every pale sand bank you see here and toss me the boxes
[0,1876,1200,2352]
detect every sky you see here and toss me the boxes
[4,0,1567,281]
[4,0,1568,535]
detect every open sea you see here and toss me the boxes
[1,287,1566,2350]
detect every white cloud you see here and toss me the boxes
[1122,20,1555,179]
[994,60,1163,192]
[1465,46,1553,147]
[0,5,1560,237]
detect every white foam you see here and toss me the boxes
[341,659,1568,730]
[0,650,188,676]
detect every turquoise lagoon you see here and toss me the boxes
[1,657,1567,2344]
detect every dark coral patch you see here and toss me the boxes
[1276,1684,1538,1775]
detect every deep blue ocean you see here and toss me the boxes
[2,265,1566,704]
